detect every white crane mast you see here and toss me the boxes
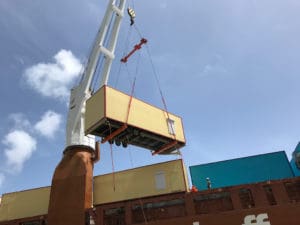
[66,0,126,149]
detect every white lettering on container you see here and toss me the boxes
[242,213,271,225]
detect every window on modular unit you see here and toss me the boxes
[239,188,255,209]
[193,192,234,214]
[263,185,277,205]
[103,207,125,225]
[284,181,300,202]
[167,118,175,135]
[155,171,166,190]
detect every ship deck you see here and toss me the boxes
[1,177,299,225]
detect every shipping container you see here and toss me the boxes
[190,151,295,191]
[85,85,185,154]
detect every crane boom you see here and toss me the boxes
[66,0,126,149]
[48,2,127,225]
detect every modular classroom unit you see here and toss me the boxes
[85,85,185,154]
[0,160,188,223]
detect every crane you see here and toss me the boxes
[66,0,126,149]
[47,1,127,225]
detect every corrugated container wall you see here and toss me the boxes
[190,151,294,191]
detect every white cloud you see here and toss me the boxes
[23,49,82,101]
[9,113,31,130]
[34,111,62,138]
[0,110,61,176]
[2,130,37,173]
[0,174,4,187]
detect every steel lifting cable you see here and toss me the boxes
[119,39,146,128]
[109,143,116,192]
[114,0,137,88]
[119,5,179,155]
[123,51,140,131]
[101,47,142,145]
[145,41,179,154]
[123,50,142,169]
[114,26,133,88]
[125,41,143,131]
[108,122,116,192]
[91,52,105,92]
[128,147,134,168]
[101,49,143,160]
[133,24,181,155]
[125,63,134,86]
[121,25,144,116]
[129,0,135,12]
[139,199,148,225]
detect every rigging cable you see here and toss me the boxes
[114,0,136,88]
[114,27,133,88]
[133,23,181,155]
[139,199,148,225]
[108,122,116,192]
[145,40,179,155]
[109,143,116,192]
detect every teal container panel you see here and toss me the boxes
[190,151,294,191]
[290,159,300,176]
[291,142,300,176]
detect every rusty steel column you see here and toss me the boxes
[47,144,99,225]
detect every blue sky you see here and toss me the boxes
[1,0,300,194]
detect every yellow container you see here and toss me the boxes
[93,159,189,205]
[0,187,50,222]
[85,86,186,154]
[0,161,189,221]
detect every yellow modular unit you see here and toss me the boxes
[0,187,50,222]
[85,86,186,154]
[93,159,189,205]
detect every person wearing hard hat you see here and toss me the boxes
[206,177,212,189]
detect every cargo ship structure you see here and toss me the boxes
[0,145,300,225]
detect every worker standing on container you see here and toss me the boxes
[206,177,212,189]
